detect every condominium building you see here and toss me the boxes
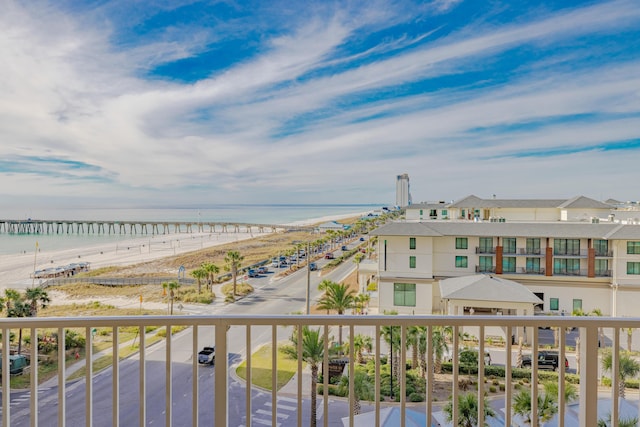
[395,173,411,207]
[370,197,640,321]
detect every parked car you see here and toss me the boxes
[324,252,334,259]
[359,237,365,241]
[309,262,317,271]
[0,355,27,376]
[521,350,568,371]
[257,266,268,274]
[341,245,348,251]
[270,260,280,268]
[248,269,259,277]
[198,346,215,365]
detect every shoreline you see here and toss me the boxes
[0,211,369,291]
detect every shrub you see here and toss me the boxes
[409,392,424,402]
[489,386,497,393]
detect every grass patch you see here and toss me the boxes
[236,344,301,391]
[220,282,254,297]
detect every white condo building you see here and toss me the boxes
[369,194,640,341]
[395,173,411,207]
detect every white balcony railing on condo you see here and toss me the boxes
[2,315,638,427]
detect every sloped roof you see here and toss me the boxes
[448,195,486,207]
[439,275,542,304]
[425,195,612,210]
[557,196,612,209]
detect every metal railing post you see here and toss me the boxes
[214,323,228,426]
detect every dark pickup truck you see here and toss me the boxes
[521,350,568,371]
[198,346,215,365]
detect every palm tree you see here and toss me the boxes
[224,250,244,296]
[337,368,374,416]
[351,333,373,364]
[162,281,181,315]
[3,289,31,354]
[316,282,355,352]
[543,380,577,418]
[190,268,207,294]
[602,351,640,399]
[24,286,50,317]
[407,325,425,370]
[626,328,634,352]
[444,392,496,427]
[513,388,558,426]
[432,325,452,374]
[201,262,220,291]
[380,323,402,388]
[286,326,324,427]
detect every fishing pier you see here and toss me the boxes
[0,219,300,235]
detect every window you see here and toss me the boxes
[394,283,416,306]
[573,299,582,312]
[479,256,493,272]
[526,238,541,255]
[479,237,493,253]
[455,256,468,268]
[550,298,559,311]
[503,237,516,254]
[409,237,416,250]
[627,262,640,275]
[595,259,609,276]
[526,258,541,273]
[554,258,580,275]
[441,209,448,218]
[502,257,516,273]
[594,239,609,256]
[429,209,437,218]
[419,209,423,218]
[554,239,580,256]
[455,237,468,250]
[627,242,640,254]
[409,256,416,269]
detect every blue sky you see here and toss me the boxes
[1,0,639,207]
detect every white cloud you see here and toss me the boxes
[0,0,639,206]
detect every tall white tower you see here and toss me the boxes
[395,173,411,207]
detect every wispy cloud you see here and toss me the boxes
[0,0,639,205]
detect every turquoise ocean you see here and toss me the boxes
[0,204,379,255]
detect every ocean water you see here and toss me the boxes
[0,204,379,255]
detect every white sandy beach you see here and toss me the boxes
[0,212,367,291]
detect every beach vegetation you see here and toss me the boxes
[220,282,253,297]
[177,287,215,304]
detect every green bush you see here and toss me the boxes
[489,386,497,393]
[409,392,424,402]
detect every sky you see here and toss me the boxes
[1,0,639,208]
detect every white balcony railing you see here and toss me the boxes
[2,315,639,427]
